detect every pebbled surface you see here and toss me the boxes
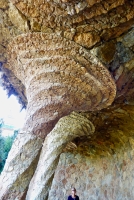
[6,32,116,137]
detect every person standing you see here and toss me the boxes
[68,187,79,200]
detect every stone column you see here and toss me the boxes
[26,112,95,200]
[0,132,43,200]
[0,32,116,199]
[6,32,116,139]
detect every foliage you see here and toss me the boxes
[0,134,5,173]
[0,127,18,174]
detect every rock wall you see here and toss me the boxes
[49,104,134,200]
[50,149,134,200]
[0,0,28,107]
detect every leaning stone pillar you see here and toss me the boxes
[6,33,116,139]
[0,32,116,199]
[0,132,43,200]
[26,112,95,200]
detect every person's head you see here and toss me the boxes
[71,187,76,196]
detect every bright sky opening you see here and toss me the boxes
[0,86,26,136]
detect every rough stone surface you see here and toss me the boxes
[8,2,29,33]
[26,112,95,200]
[49,149,134,200]
[0,0,134,200]
[74,32,100,48]
[0,132,43,200]
[0,0,8,9]
[0,0,28,106]
[6,32,116,138]
[90,28,134,105]
[9,0,134,40]
[0,0,134,106]
[49,105,134,200]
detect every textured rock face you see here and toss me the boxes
[0,112,94,200]
[0,0,134,200]
[0,0,134,104]
[6,32,115,137]
[92,28,134,105]
[50,148,134,200]
[0,132,43,200]
[9,0,134,42]
[49,105,134,200]
[26,112,95,200]
[0,0,28,106]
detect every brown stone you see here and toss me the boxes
[74,32,100,48]
[0,0,8,9]
[96,40,116,64]
[6,33,116,137]
[0,1,134,200]
[8,2,29,32]
[101,19,134,41]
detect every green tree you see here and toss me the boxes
[0,119,5,173]
[4,136,13,159]
[0,118,19,173]
[0,127,19,174]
